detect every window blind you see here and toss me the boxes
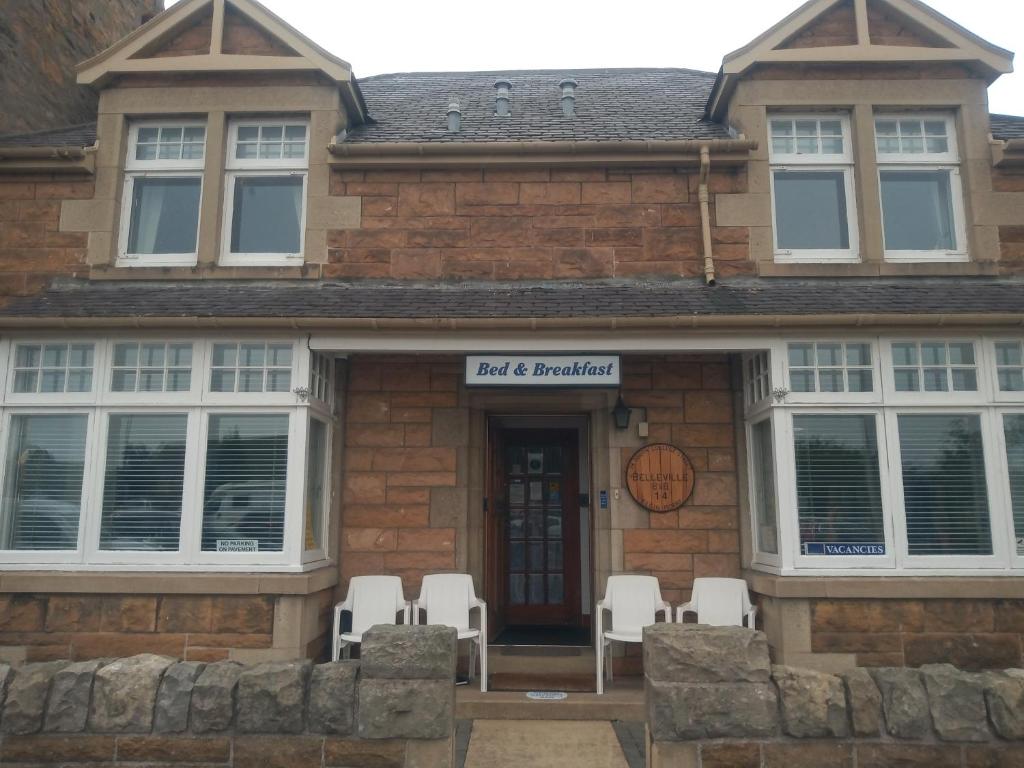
[898,414,992,556]
[201,414,288,552]
[794,414,885,555]
[1,414,87,550]
[100,414,187,551]
[1004,415,1024,556]
[751,420,778,555]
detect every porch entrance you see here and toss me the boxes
[486,418,590,646]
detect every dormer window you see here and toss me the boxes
[769,114,859,264]
[221,119,309,266]
[117,121,206,267]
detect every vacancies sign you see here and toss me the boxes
[465,355,621,387]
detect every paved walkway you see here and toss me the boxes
[463,720,632,768]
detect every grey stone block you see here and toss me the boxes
[985,669,1024,740]
[308,661,358,735]
[190,661,243,734]
[2,661,68,735]
[773,664,849,738]
[921,663,990,742]
[642,624,771,684]
[358,678,454,740]
[869,667,932,740]
[841,668,883,737]
[646,680,779,740]
[44,659,104,733]
[154,661,204,733]
[360,625,457,680]
[236,660,310,734]
[0,664,11,710]
[89,654,174,733]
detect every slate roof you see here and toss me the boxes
[0,122,97,147]
[2,278,1023,320]
[346,69,730,144]
[992,114,1024,141]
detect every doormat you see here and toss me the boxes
[526,691,568,700]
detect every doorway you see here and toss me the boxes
[486,417,591,645]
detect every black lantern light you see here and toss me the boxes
[611,394,632,430]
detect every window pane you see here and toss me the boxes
[790,370,815,393]
[100,415,186,551]
[230,176,303,254]
[848,369,873,392]
[894,369,919,392]
[127,177,201,255]
[751,420,778,555]
[202,414,288,552]
[1003,415,1024,556]
[1,414,87,550]
[788,343,813,368]
[996,342,1023,367]
[774,171,849,250]
[795,415,886,556]
[304,420,327,552]
[899,414,992,556]
[880,170,956,251]
[846,344,870,366]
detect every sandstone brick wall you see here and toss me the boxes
[618,355,741,607]
[326,167,751,281]
[0,594,276,663]
[0,0,161,134]
[341,356,464,597]
[0,176,92,300]
[810,598,1024,670]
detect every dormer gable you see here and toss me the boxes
[76,0,365,120]
[707,0,1013,120]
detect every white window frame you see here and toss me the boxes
[302,413,331,565]
[768,113,860,264]
[220,118,309,267]
[990,338,1024,403]
[743,350,773,416]
[117,120,206,268]
[995,408,1024,569]
[781,407,898,570]
[883,407,1007,569]
[747,413,781,568]
[881,338,988,404]
[875,113,968,263]
[0,334,334,572]
[783,338,879,404]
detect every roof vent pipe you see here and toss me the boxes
[559,78,578,118]
[447,100,461,133]
[494,79,511,117]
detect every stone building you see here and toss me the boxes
[0,0,1022,677]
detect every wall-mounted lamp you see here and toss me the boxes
[611,394,632,430]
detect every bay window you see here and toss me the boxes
[748,334,1024,574]
[875,114,967,261]
[769,114,858,263]
[0,337,335,570]
[118,122,206,267]
[221,120,308,265]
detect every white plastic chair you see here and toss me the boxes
[676,577,757,628]
[595,574,670,695]
[413,573,488,692]
[332,575,411,661]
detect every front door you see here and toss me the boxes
[489,427,582,630]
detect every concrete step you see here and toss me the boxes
[456,679,644,721]
[486,645,595,675]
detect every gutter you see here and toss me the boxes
[0,145,94,175]
[0,146,86,160]
[698,145,716,286]
[1,312,1022,331]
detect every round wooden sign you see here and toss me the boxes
[625,443,695,513]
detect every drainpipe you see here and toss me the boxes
[698,145,717,286]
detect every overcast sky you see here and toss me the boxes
[169,0,1023,116]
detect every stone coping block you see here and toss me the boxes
[358,678,455,740]
[89,654,175,733]
[643,624,771,684]
[920,663,990,742]
[236,660,311,734]
[360,624,458,680]
[647,680,780,740]
[773,664,849,738]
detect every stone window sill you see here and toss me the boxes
[745,569,1024,599]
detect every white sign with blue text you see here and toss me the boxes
[466,355,621,387]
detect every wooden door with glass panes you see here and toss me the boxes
[495,428,580,626]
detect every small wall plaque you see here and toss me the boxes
[625,443,695,513]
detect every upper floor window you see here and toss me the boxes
[875,114,967,262]
[118,122,206,268]
[12,343,94,394]
[769,114,858,264]
[222,120,308,266]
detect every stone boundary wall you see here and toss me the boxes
[0,625,456,768]
[645,624,1024,768]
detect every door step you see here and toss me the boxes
[489,673,595,693]
[487,645,595,675]
[456,681,644,721]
